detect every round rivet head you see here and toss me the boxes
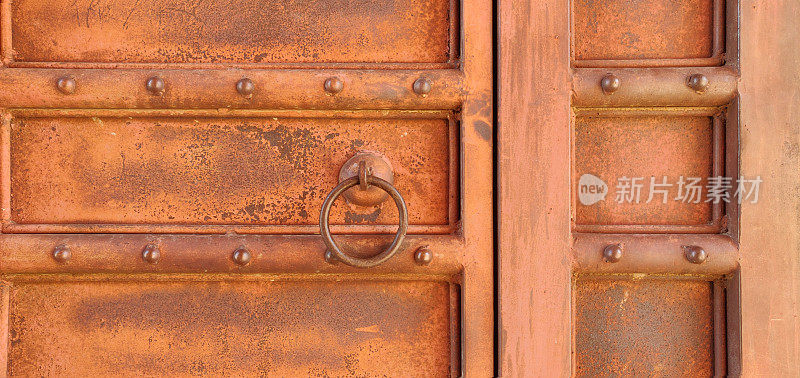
[56,77,76,94]
[600,74,620,94]
[236,78,255,97]
[602,244,623,263]
[324,250,338,264]
[414,246,433,266]
[683,245,707,264]
[324,77,344,95]
[687,73,709,93]
[52,245,71,263]
[232,247,252,266]
[145,76,165,95]
[413,77,432,96]
[142,244,160,264]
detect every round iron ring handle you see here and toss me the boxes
[319,175,408,268]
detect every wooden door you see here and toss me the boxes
[499,0,800,376]
[0,0,493,376]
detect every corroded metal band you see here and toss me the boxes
[320,176,408,268]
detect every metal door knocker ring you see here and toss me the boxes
[319,153,408,268]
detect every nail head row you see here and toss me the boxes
[51,244,253,266]
[599,73,710,95]
[602,243,707,264]
[324,245,433,266]
[54,76,434,97]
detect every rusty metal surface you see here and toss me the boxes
[0,69,465,109]
[575,278,716,377]
[321,174,408,268]
[9,0,455,65]
[738,0,800,374]
[0,0,496,374]
[573,0,721,65]
[572,67,739,107]
[501,0,742,374]
[496,0,573,373]
[573,233,739,275]
[4,279,454,377]
[8,112,455,233]
[0,234,464,275]
[574,114,716,230]
[444,0,494,370]
[712,281,727,376]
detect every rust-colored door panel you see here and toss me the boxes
[572,0,724,67]
[0,0,493,374]
[10,0,458,65]
[7,111,458,233]
[574,278,721,377]
[4,279,458,377]
[494,0,800,375]
[574,112,722,233]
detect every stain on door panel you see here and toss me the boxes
[6,280,454,377]
[575,278,715,377]
[11,0,455,64]
[574,115,715,229]
[573,0,716,61]
[9,115,455,231]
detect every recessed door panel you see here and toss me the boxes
[575,278,716,377]
[10,0,456,65]
[573,0,721,65]
[574,114,719,232]
[8,112,457,233]
[5,280,456,377]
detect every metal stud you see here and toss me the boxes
[683,245,707,264]
[324,250,338,264]
[324,77,344,95]
[145,76,165,95]
[687,73,710,93]
[414,246,433,266]
[142,244,160,264]
[236,78,255,98]
[52,245,71,263]
[602,244,623,263]
[413,77,432,96]
[56,77,76,94]
[232,247,252,266]
[600,74,620,94]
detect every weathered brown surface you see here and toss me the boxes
[5,279,454,377]
[10,0,454,64]
[0,0,495,375]
[739,0,800,374]
[575,278,715,377]
[0,234,464,275]
[574,115,715,229]
[458,0,494,371]
[572,67,738,108]
[0,69,465,110]
[573,233,738,275]
[9,114,454,232]
[497,0,572,374]
[573,0,715,62]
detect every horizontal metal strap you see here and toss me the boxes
[572,67,738,108]
[0,68,464,110]
[573,233,739,275]
[0,233,463,276]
